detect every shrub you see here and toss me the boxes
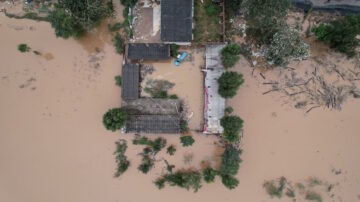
[312,15,360,57]
[266,24,310,66]
[138,155,154,174]
[154,171,202,192]
[221,44,241,68]
[225,106,233,115]
[108,23,122,32]
[180,136,195,147]
[305,191,322,202]
[169,94,178,99]
[115,75,122,86]
[133,136,167,153]
[33,50,41,55]
[203,167,217,183]
[263,177,287,198]
[221,174,239,189]
[18,44,30,52]
[114,140,130,177]
[102,108,128,131]
[218,71,244,98]
[220,115,243,143]
[219,146,242,176]
[114,33,124,54]
[170,44,180,58]
[166,145,176,156]
[180,120,189,133]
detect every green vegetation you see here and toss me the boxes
[219,146,242,176]
[312,15,360,57]
[49,0,113,39]
[115,75,122,87]
[221,44,241,68]
[170,44,180,58]
[225,106,233,115]
[218,71,244,98]
[169,94,179,99]
[180,136,195,147]
[220,115,243,143]
[266,24,310,66]
[5,12,49,22]
[263,177,287,198]
[114,140,130,177]
[138,155,154,174]
[144,79,174,98]
[194,0,222,42]
[18,44,30,53]
[285,188,295,198]
[120,0,137,38]
[306,191,322,202]
[166,145,176,156]
[102,107,128,131]
[221,174,239,189]
[132,136,167,153]
[114,33,124,54]
[180,120,190,133]
[244,0,291,44]
[154,170,202,192]
[108,23,122,32]
[203,167,217,183]
[225,0,243,38]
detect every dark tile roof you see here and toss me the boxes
[161,0,193,42]
[127,43,170,60]
[126,115,180,134]
[121,63,139,101]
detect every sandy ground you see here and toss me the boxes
[1,10,360,202]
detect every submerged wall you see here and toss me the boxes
[292,0,360,14]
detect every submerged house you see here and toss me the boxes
[203,44,226,134]
[126,43,171,61]
[161,0,194,45]
[121,63,139,101]
[122,98,181,134]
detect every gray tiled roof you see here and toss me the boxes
[127,43,170,60]
[161,0,193,42]
[126,115,180,134]
[121,63,139,101]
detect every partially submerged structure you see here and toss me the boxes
[203,44,226,134]
[126,43,171,61]
[122,98,181,133]
[161,0,193,44]
[121,63,139,101]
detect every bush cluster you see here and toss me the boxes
[102,108,128,131]
[221,44,242,68]
[155,171,202,192]
[218,71,244,98]
[220,115,244,143]
[114,140,130,177]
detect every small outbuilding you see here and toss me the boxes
[121,63,139,101]
[127,43,171,60]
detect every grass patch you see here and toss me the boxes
[194,0,222,42]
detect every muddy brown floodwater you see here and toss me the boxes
[1,12,360,202]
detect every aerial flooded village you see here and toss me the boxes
[1,0,360,201]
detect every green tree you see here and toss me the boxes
[221,44,241,68]
[219,146,242,176]
[221,174,239,189]
[103,108,128,131]
[221,115,244,143]
[218,71,244,98]
[18,44,30,52]
[180,136,195,147]
[114,140,130,177]
[244,0,291,44]
[203,167,217,183]
[138,155,154,174]
[114,33,124,54]
[166,145,176,156]
[312,15,360,57]
[115,75,122,86]
[49,0,112,39]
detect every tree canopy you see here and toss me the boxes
[218,71,244,98]
[155,171,202,192]
[221,44,242,68]
[244,0,291,44]
[49,0,112,38]
[219,146,242,176]
[103,108,128,131]
[221,115,244,143]
[312,14,360,57]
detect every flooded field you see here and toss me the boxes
[1,8,360,202]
